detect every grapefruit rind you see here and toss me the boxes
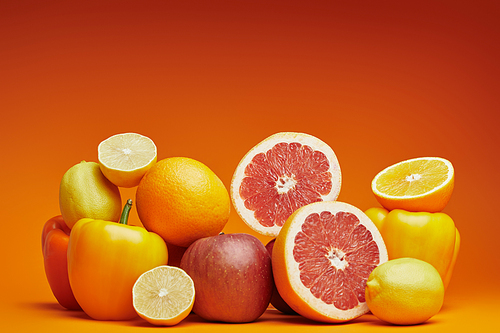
[371,157,454,212]
[231,132,342,237]
[273,201,388,323]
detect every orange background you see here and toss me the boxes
[1,0,499,331]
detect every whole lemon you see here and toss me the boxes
[136,157,230,248]
[59,161,122,228]
[365,257,444,325]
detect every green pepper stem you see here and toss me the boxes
[119,199,133,225]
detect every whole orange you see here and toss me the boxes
[136,157,230,248]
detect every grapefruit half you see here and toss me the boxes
[272,201,388,323]
[231,132,341,237]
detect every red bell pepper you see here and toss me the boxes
[42,215,81,310]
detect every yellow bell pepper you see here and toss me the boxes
[364,207,389,231]
[68,199,168,320]
[366,208,459,289]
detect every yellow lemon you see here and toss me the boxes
[132,265,195,326]
[365,257,444,325]
[59,161,122,229]
[98,132,157,188]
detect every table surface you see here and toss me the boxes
[5,290,497,332]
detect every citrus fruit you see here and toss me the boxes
[136,157,230,247]
[98,132,157,188]
[231,132,341,237]
[132,265,195,326]
[272,201,388,323]
[59,161,122,229]
[371,157,454,212]
[365,257,444,325]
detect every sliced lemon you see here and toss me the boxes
[98,132,157,188]
[371,157,454,212]
[132,265,195,326]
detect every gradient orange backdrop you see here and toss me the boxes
[1,1,499,331]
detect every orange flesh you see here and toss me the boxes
[240,142,332,227]
[376,159,448,196]
[293,211,380,310]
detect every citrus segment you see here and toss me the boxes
[231,132,341,237]
[371,157,454,212]
[98,132,157,188]
[272,201,388,323]
[132,265,195,326]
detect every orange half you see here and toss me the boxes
[371,157,454,212]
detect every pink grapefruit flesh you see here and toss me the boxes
[294,210,381,310]
[231,132,341,237]
[273,201,388,323]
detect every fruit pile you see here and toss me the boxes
[364,156,459,325]
[41,132,459,326]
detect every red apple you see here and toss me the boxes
[180,233,273,323]
[265,238,297,315]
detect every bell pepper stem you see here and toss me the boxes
[119,199,133,225]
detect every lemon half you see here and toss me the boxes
[98,132,157,188]
[132,265,195,326]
